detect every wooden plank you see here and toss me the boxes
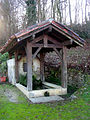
[26,41,32,91]
[32,47,42,59]
[53,48,62,60]
[61,46,67,88]
[40,52,45,82]
[15,50,19,83]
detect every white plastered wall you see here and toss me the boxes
[7,57,40,84]
[7,59,16,85]
[18,57,40,79]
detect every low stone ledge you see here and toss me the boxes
[42,82,62,89]
[15,83,30,99]
[29,88,67,98]
[16,83,67,99]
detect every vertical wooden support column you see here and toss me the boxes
[61,46,67,88]
[26,41,32,91]
[9,53,12,59]
[15,50,19,83]
[40,52,45,82]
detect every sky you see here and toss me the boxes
[46,0,90,24]
[14,0,90,28]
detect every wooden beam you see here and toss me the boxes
[32,47,42,59]
[52,26,83,47]
[32,44,43,47]
[15,50,19,83]
[26,41,32,91]
[53,48,62,60]
[28,34,35,42]
[48,25,52,32]
[61,46,67,88]
[44,35,48,47]
[40,52,45,82]
[48,36,62,46]
[62,39,73,46]
[31,35,43,44]
[48,35,72,46]
[32,43,62,48]
[8,52,12,59]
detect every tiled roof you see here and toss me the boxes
[0,19,85,54]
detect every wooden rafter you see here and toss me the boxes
[47,36,62,46]
[52,26,83,47]
[48,35,72,46]
[31,35,43,44]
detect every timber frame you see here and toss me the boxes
[0,19,85,95]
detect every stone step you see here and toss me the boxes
[29,96,64,103]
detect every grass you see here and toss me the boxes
[0,76,90,120]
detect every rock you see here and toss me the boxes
[70,94,77,99]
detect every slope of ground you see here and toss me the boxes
[0,75,90,120]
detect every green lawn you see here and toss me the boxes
[0,76,90,120]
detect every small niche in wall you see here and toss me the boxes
[23,63,27,72]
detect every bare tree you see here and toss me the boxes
[68,0,72,25]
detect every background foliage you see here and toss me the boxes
[0,53,8,76]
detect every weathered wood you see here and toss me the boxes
[53,48,62,60]
[32,43,62,48]
[44,35,48,47]
[48,25,52,32]
[48,36,62,46]
[52,26,83,47]
[9,53,12,59]
[33,47,42,59]
[15,50,19,83]
[63,39,73,45]
[31,35,43,44]
[61,46,67,88]
[26,41,32,91]
[48,36,72,46]
[40,52,45,82]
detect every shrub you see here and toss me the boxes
[46,70,61,85]
[19,74,27,87]
[0,52,8,76]
[19,74,42,90]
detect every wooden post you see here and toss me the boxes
[61,46,67,88]
[9,53,12,59]
[26,41,32,91]
[40,52,45,82]
[15,50,19,83]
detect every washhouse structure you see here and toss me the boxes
[0,19,85,99]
